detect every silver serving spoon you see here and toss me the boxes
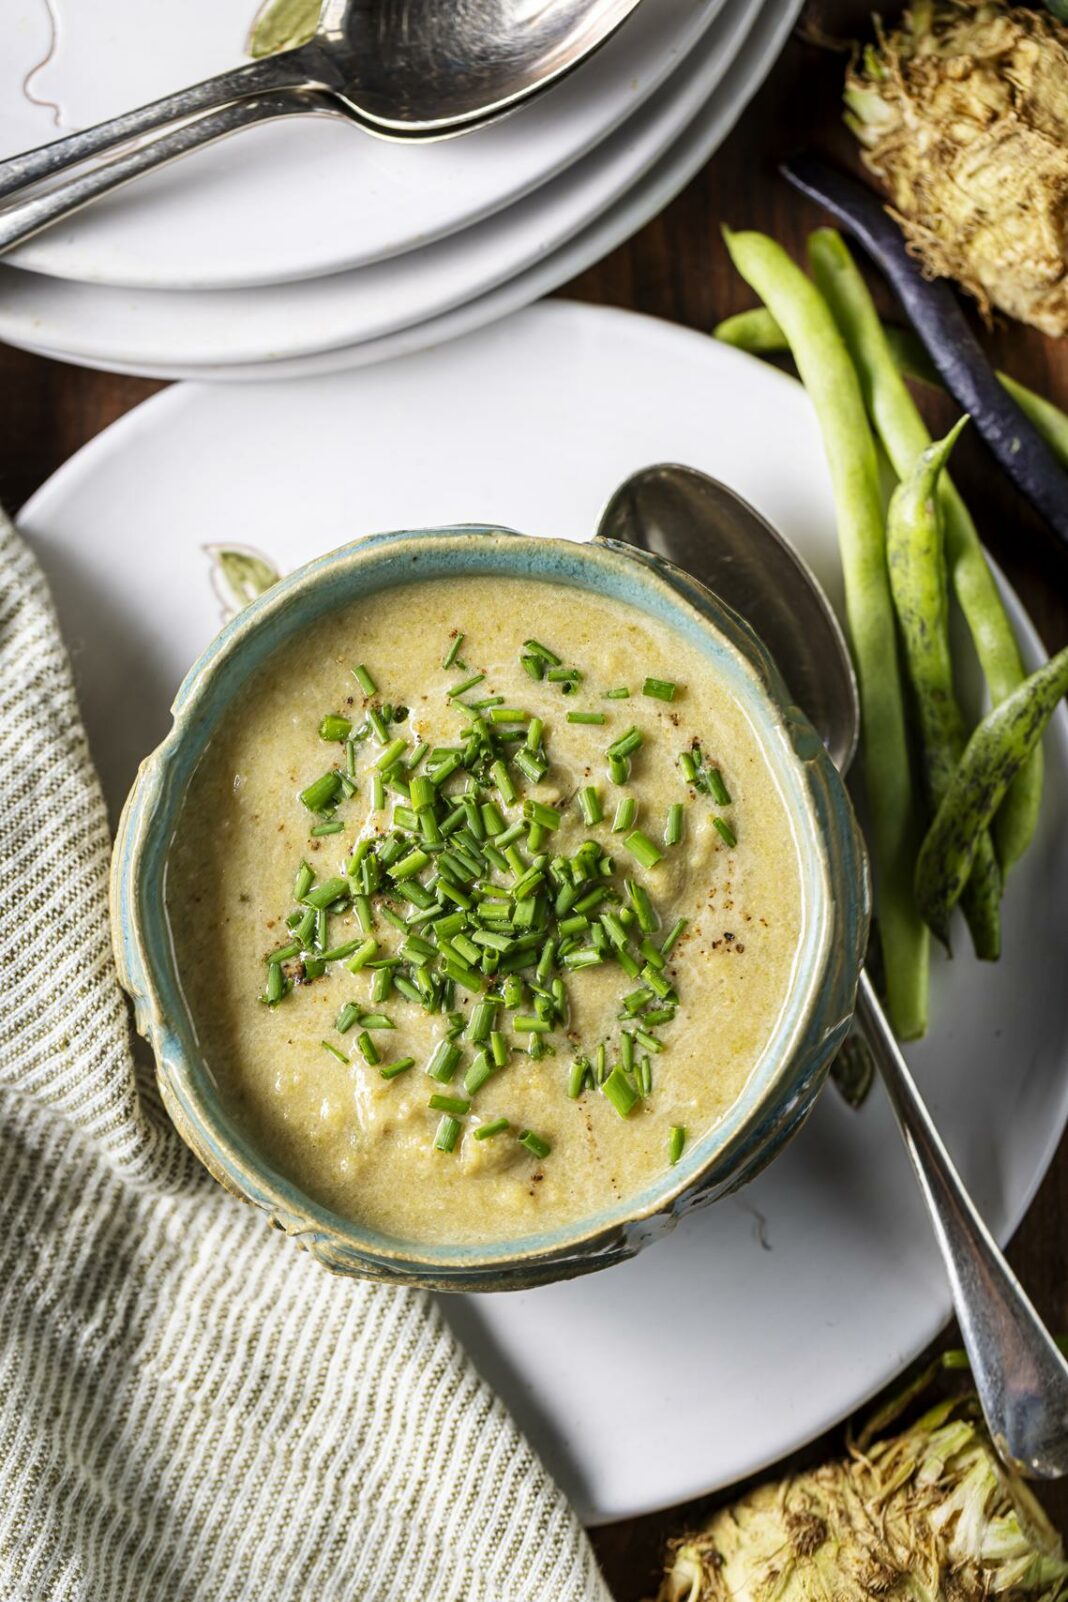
[0,0,642,257]
[598,462,1068,1478]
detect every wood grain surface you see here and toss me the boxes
[1,6,1064,1597]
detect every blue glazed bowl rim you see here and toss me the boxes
[112,524,862,1282]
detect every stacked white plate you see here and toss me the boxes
[0,0,801,379]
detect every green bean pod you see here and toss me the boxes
[805,229,1041,874]
[713,307,785,355]
[917,646,1068,945]
[886,420,1002,959]
[723,227,929,1040]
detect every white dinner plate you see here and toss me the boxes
[0,0,725,289]
[0,0,789,379]
[18,302,1068,1523]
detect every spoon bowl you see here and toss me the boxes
[598,464,860,773]
[317,0,647,131]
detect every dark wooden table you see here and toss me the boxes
[2,7,1065,1597]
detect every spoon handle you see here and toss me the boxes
[856,968,1068,1477]
[0,50,312,206]
[0,92,332,259]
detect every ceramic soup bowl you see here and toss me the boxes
[112,526,870,1292]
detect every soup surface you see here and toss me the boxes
[167,574,806,1246]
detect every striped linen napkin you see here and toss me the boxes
[0,510,611,1602]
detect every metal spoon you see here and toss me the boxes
[598,461,1068,1478]
[0,0,642,256]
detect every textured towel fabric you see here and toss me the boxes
[0,511,611,1602]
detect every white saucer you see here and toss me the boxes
[19,301,1068,1522]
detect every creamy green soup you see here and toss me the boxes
[167,576,804,1245]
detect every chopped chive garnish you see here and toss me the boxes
[642,965,673,1001]
[562,948,602,971]
[344,938,378,973]
[426,1040,461,1083]
[392,847,430,881]
[607,727,643,761]
[264,630,746,1172]
[514,1015,551,1033]
[300,771,342,813]
[448,672,485,699]
[467,1000,497,1044]
[612,796,637,833]
[303,876,348,909]
[318,938,365,963]
[434,1115,462,1153]
[669,1125,686,1165]
[379,1057,415,1080]
[373,738,408,772]
[442,633,465,670]
[709,768,731,805]
[336,1001,361,1034]
[523,638,561,667]
[321,1040,349,1065]
[578,786,602,826]
[567,1059,590,1099]
[429,751,463,787]
[428,1093,470,1116]
[319,713,352,742]
[490,760,517,806]
[356,1031,380,1066]
[626,880,657,933]
[268,940,302,964]
[624,830,664,869]
[523,800,561,831]
[713,817,737,849]
[463,1051,494,1096]
[474,1117,510,1140]
[602,1066,639,1118]
[409,775,434,811]
[514,748,547,784]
